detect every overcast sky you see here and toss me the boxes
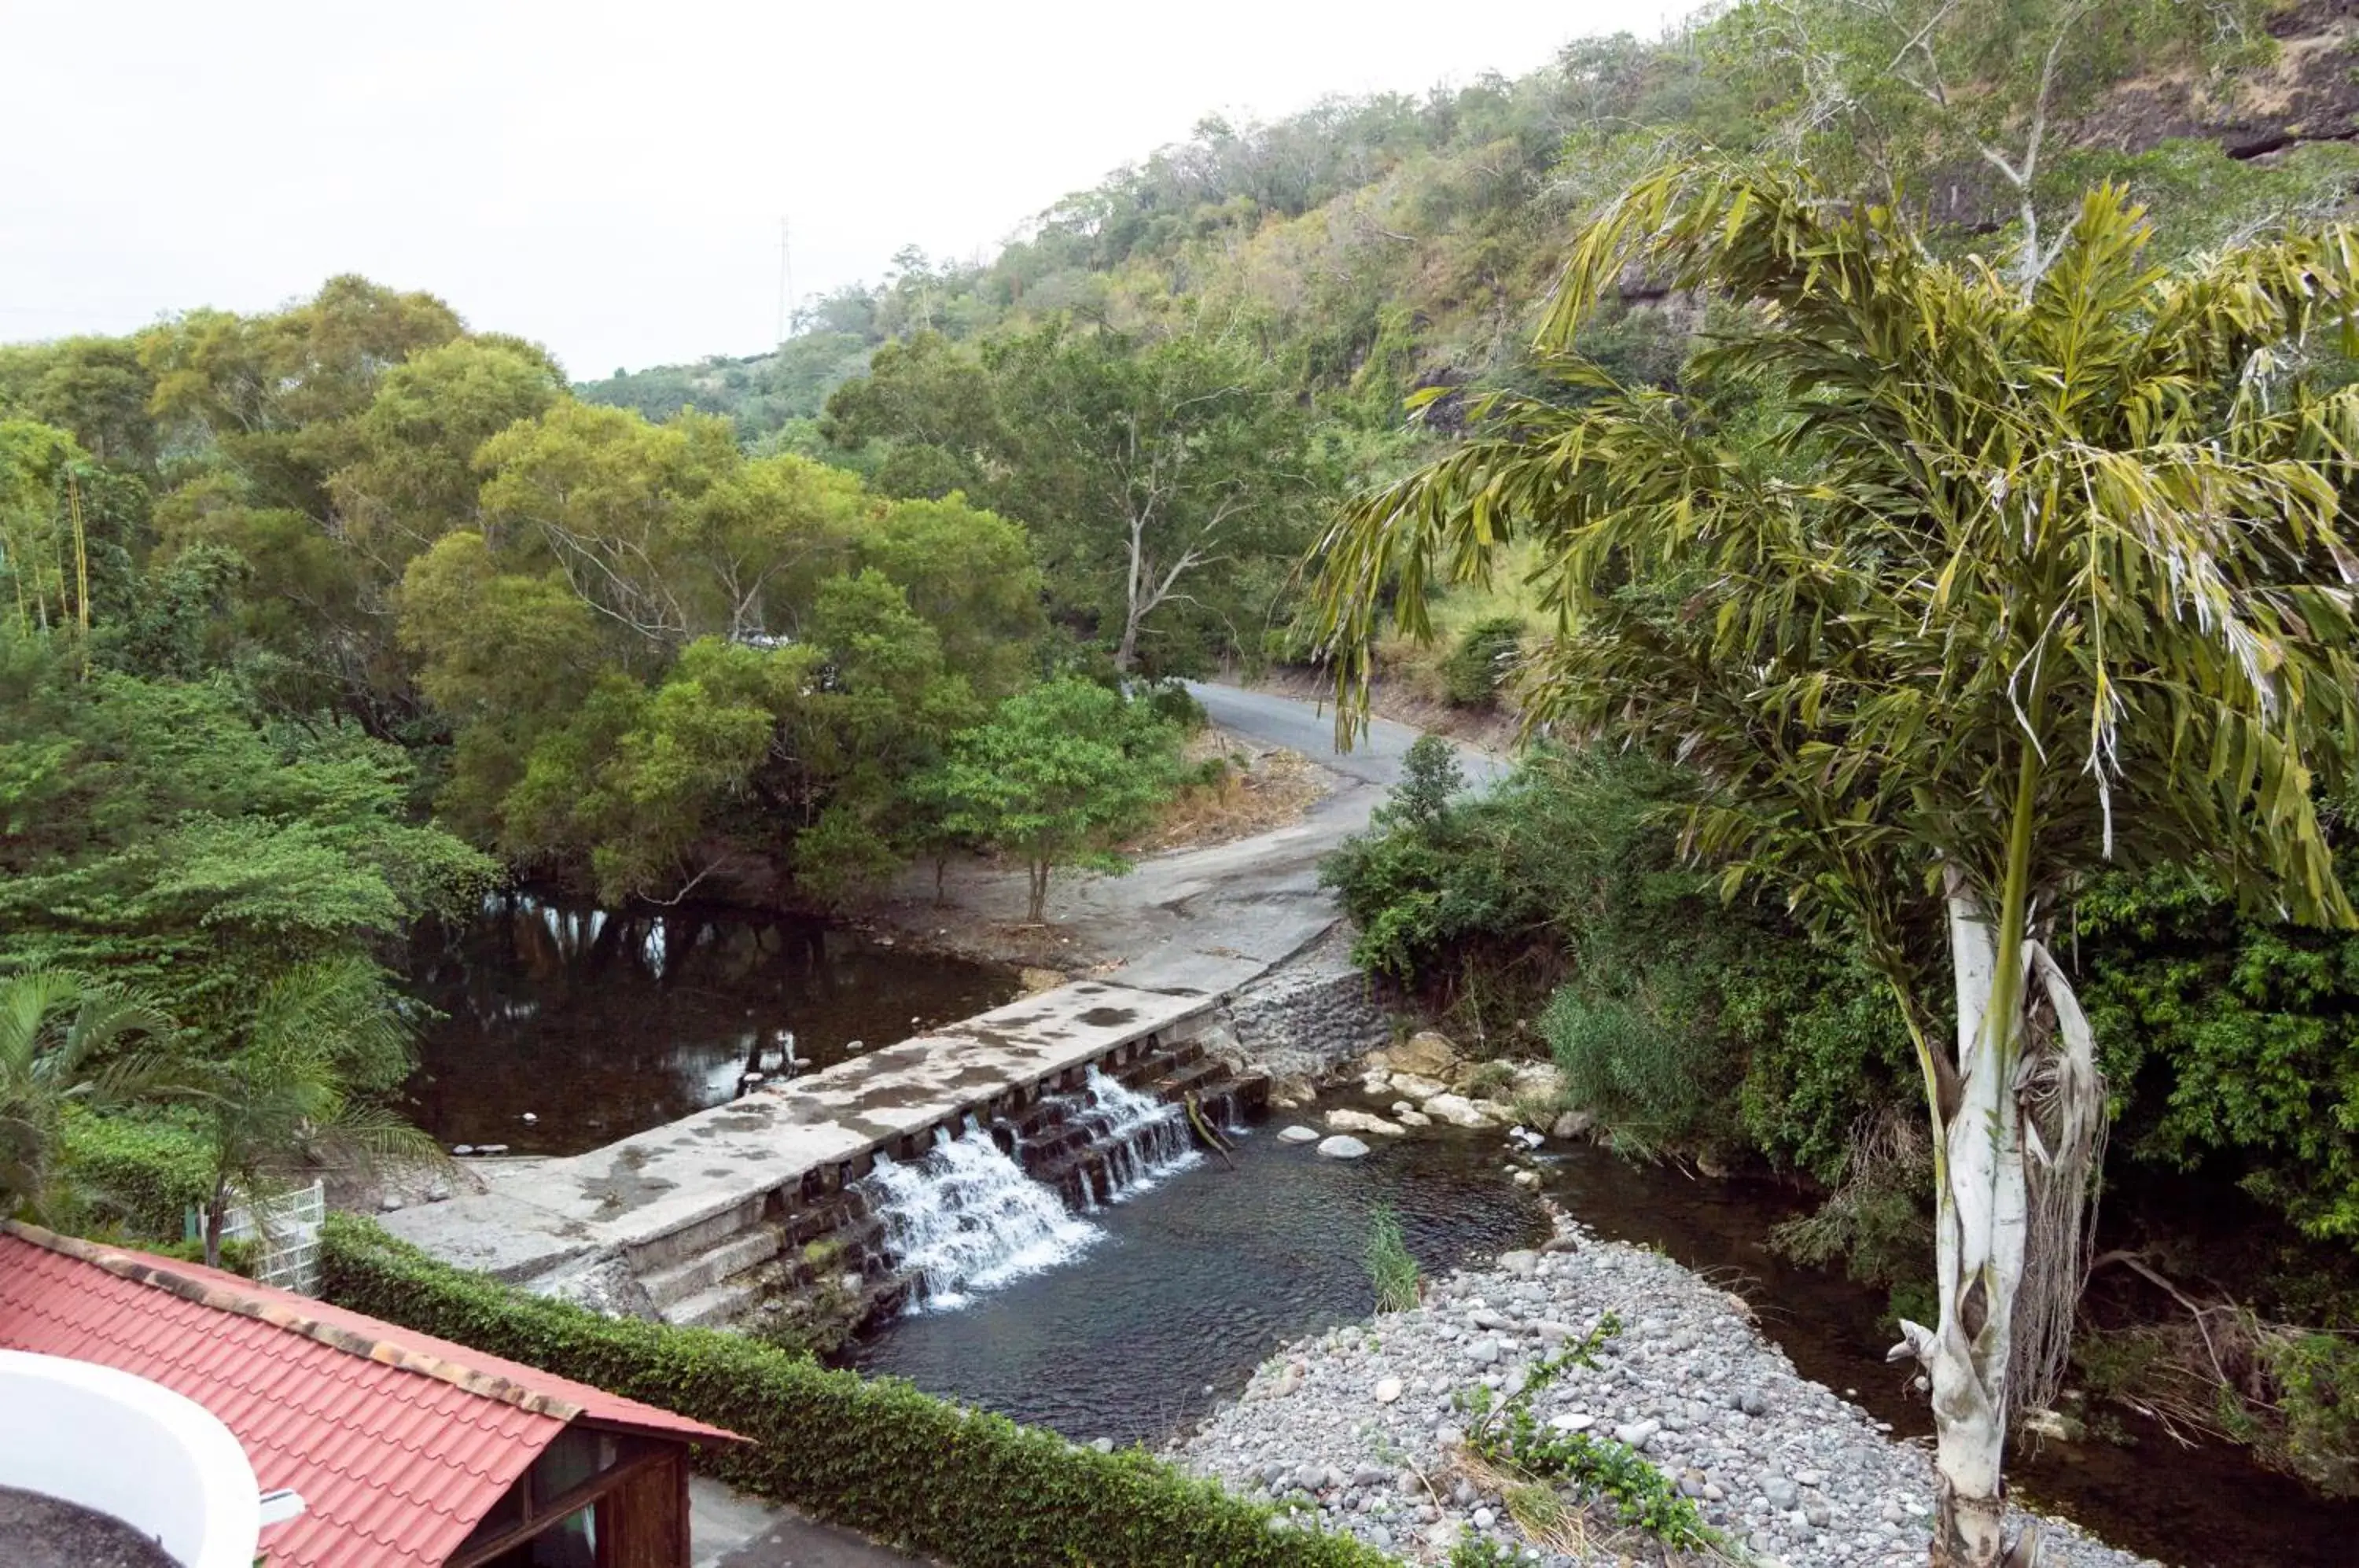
[2,2,1694,377]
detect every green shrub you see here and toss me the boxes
[1328,745,1909,1176]
[1438,616,1524,708]
[1459,1312,1717,1554]
[320,1216,1394,1568]
[1540,988,1732,1158]
[2266,1330,2359,1497]
[145,1235,259,1278]
[1136,676,1208,733]
[2077,863,2359,1243]
[59,1110,214,1241]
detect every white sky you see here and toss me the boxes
[2,2,1694,377]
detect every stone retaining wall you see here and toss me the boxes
[1222,927,1393,1088]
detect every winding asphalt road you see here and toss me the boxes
[1186,680,1510,791]
[904,681,1507,995]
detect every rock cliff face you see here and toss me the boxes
[2070,1,2359,160]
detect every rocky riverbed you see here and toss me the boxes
[1168,1203,2158,1568]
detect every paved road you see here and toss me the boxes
[1184,679,1509,790]
[891,682,1508,996]
[693,1478,930,1568]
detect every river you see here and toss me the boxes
[399,893,1018,1156]
[406,900,2355,1564]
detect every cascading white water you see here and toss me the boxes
[859,1119,1099,1310]
[1056,1068,1201,1205]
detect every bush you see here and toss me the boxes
[1540,989,1731,1158]
[145,1235,260,1278]
[1438,615,1524,708]
[2266,1329,2359,1497]
[1331,745,1907,1170]
[59,1110,214,1241]
[1135,675,1208,733]
[320,1216,1393,1568]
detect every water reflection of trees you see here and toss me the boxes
[403,894,1010,1151]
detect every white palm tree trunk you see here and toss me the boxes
[1898,889,2027,1566]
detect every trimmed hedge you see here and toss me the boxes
[61,1110,214,1240]
[320,1216,1396,1567]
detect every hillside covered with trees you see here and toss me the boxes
[9,0,2359,1542]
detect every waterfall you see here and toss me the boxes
[859,1119,1099,1310]
[856,1073,1202,1313]
[1054,1068,1200,1205]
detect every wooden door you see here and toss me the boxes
[596,1451,687,1568]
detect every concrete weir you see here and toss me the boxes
[381,981,1241,1326]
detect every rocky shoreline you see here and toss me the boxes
[1168,1202,2158,1568]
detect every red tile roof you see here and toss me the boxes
[0,1224,742,1568]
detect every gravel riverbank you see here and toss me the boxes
[1168,1203,2158,1568]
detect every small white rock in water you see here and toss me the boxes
[451,1144,475,1156]
[1510,1169,1542,1189]
[1396,1109,1433,1128]
[1375,1377,1404,1404]
[1316,1134,1371,1159]
[1278,1125,1321,1144]
[521,1111,538,1123]
[1326,1109,1405,1137]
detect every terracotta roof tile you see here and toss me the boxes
[0,1227,742,1566]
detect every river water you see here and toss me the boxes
[407,902,2354,1563]
[849,1119,1549,1444]
[399,894,1018,1156]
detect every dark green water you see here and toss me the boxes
[399,893,1018,1155]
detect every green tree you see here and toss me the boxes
[0,622,495,1040]
[0,971,171,1224]
[192,957,444,1269]
[1714,0,2271,282]
[929,678,1180,922]
[1313,160,2359,1564]
[829,322,1329,670]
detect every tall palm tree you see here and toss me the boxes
[0,970,171,1224]
[195,956,447,1269]
[1312,162,2359,1566]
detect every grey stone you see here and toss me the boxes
[1614,1419,1662,1450]
[1315,1134,1371,1159]
[1764,1476,1799,1508]
[1277,1124,1321,1143]
[1091,1437,1114,1453]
